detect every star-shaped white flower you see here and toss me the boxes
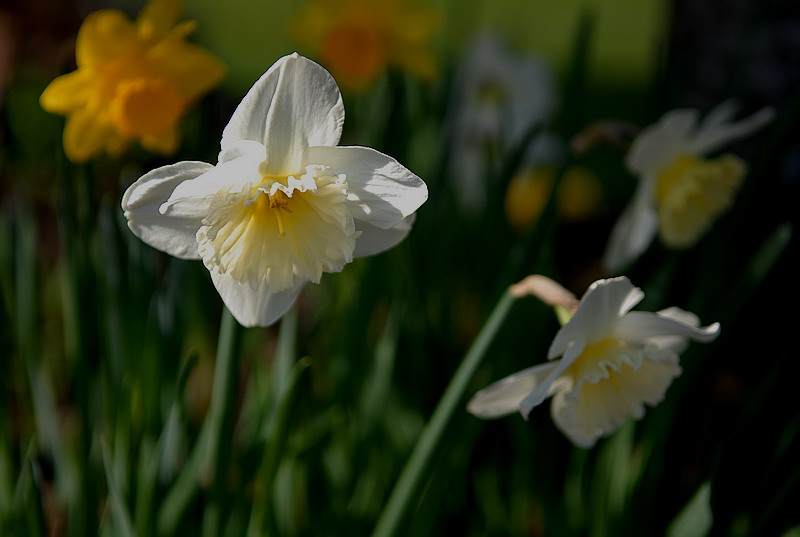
[603,101,773,272]
[467,277,719,448]
[122,53,427,326]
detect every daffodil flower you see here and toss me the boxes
[291,0,439,92]
[447,34,558,212]
[121,54,427,327]
[40,0,224,162]
[603,101,773,271]
[468,277,719,448]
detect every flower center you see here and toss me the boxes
[653,153,746,248]
[109,77,185,136]
[566,337,637,389]
[196,166,356,292]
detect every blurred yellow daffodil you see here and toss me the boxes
[40,0,225,162]
[122,54,427,327]
[505,165,603,230]
[291,0,438,92]
[603,101,773,271]
[468,276,719,447]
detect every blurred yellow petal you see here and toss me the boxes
[137,0,182,42]
[150,32,226,98]
[76,10,139,68]
[63,107,114,162]
[557,167,603,222]
[505,167,553,230]
[39,71,92,114]
[141,127,180,155]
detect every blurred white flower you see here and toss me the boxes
[447,34,558,212]
[604,101,773,272]
[468,276,719,448]
[122,54,427,327]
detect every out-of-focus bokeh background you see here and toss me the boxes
[2,0,798,535]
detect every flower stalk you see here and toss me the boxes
[202,307,242,536]
[371,290,517,537]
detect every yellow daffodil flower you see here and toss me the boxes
[122,54,427,327]
[40,0,225,162]
[468,276,719,448]
[604,101,773,271]
[291,0,439,92]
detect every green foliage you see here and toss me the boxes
[1,1,798,536]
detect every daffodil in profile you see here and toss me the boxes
[121,54,427,327]
[604,101,773,271]
[40,0,225,162]
[291,0,439,92]
[468,276,719,448]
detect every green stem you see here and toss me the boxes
[371,290,517,537]
[202,308,242,537]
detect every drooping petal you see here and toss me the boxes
[76,9,140,68]
[551,352,681,447]
[353,215,414,258]
[162,148,264,209]
[689,106,774,155]
[467,361,561,419]
[306,145,427,229]
[39,71,93,114]
[612,310,720,347]
[122,161,214,259]
[548,277,643,360]
[63,107,115,162]
[220,54,344,176]
[210,271,305,327]
[602,182,659,273]
[626,109,698,174]
[645,307,702,351]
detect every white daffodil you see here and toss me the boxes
[447,34,558,212]
[122,53,427,327]
[604,101,773,272]
[468,277,719,448]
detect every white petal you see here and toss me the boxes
[162,150,264,211]
[220,54,344,176]
[210,271,305,327]
[602,182,659,273]
[548,277,643,359]
[698,100,741,133]
[612,309,720,347]
[307,145,428,229]
[518,360,570,418]
[467,361,561,419]
[218,139,267,164]
[122,161,213,259]
[626,109,698,174]
[353,215,415,258]
[551,353,681,448]
[689,106,774,155]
